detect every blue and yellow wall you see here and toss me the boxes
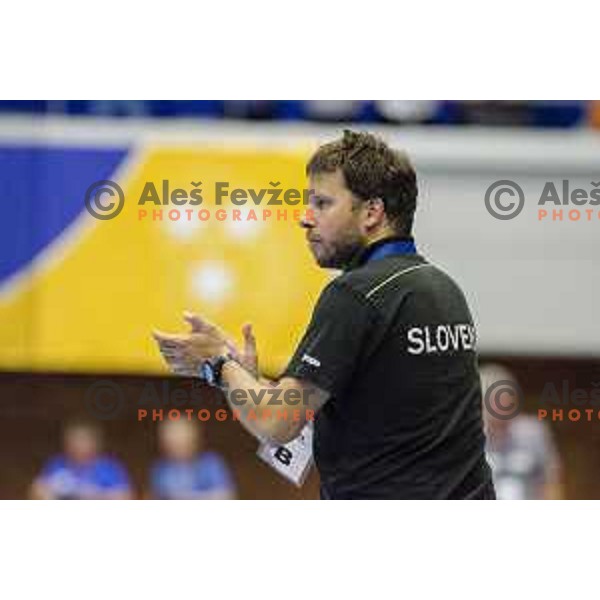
[0,127,330,374]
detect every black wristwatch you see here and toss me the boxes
[199,353,235,388]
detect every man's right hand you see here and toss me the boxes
[183,312,259,379]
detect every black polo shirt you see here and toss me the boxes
[283,237,495,499]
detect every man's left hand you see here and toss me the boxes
[153,315,228,376]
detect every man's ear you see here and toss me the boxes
[364,197,386,229]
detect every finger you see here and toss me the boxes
[158,342,186,356]
[163,351,191,369]
[153,329,185,341]
[224,339,239,355]
[242,323,255,341]
[160,348,185,360]
[242,323,257,355]
[171,363,194,376]
[183,312,206,333]
[157,344,187,368]
[183,311,216,334]
[159,349,185,365]
[153,330,188,347]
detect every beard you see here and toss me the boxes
[311,232,366,270]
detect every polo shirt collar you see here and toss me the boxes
[347,236,417,270]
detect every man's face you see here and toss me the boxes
[159,421,201,461]
[482,388,514,439]
[302,170,368,269]
[64,426,100,463]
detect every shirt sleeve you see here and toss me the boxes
[150,462,168,499]
[37,456,65,483]
[203,453,235,494]
[97,458,132,492]
[35,456,78,498]
[282,279,377,398]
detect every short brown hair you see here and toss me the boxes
[64,417,101,437]
[307,129,418,235]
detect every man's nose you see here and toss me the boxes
[300,209,316,229]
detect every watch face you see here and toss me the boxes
[201,361,216,386]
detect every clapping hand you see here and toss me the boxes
[153,312,258,378]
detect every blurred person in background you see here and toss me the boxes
[480,363,562,500]
[590,100,600,128]
[151,420,236,499]
[30,419,133,500]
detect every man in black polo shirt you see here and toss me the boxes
[153,129,495,500]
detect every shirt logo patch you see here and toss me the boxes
[301,354,321,368]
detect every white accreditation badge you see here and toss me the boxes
[256,422,314,487]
